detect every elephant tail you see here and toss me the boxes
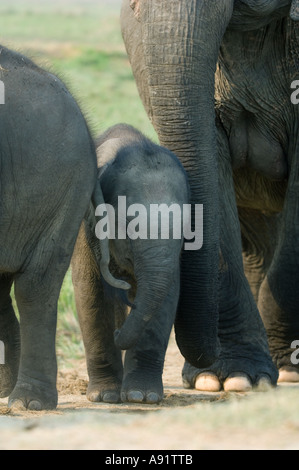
[92,182,131,291]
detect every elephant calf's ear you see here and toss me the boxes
[130,0,141,21]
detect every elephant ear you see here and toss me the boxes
[130,0,141,21]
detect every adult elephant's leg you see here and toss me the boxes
[258,143,299,382]
[239,208,280,303]
[183,121,278,392]
[72,223,125,403]
[121,0,235,368]
[121,272,180,404]
[0,275,20,398]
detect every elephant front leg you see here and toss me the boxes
[183,121,278,392]
[121,279,179,404]
[258,159,299,382]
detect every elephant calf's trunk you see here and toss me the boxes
[114,257,174,350]
[114,311,148,350]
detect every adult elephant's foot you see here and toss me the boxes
[182,351,278,393]
[194,372,271,392]
[278,366,299,383]
[8,379,57,411]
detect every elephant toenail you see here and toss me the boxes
[28,400,42,411]
[146,392,160,404]
[88,391,101,403]
[126,390,144,403]
[102,391,120,403]
[195,373,221,392]
[223,374,252,392]
[8,399,26,411]
[255,376,273,392]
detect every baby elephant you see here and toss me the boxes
[72,124,190,404]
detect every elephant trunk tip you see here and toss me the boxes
[114,328,138,350]
[176,338,221,369]
[100,260,131,291]
[186,351,219,369]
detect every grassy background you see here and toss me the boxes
[0,0,155,366]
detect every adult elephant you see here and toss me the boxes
[121,0,299,392]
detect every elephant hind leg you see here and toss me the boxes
[239,207,280,303]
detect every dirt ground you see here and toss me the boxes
[1,333,299,451]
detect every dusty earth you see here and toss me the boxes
[1,332,299,450]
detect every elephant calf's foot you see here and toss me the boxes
[121,373,163,404]
[86,381,121,404]
[8,381,57,411]
[121,388,162,404]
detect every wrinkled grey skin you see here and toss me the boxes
[72,124,190,403]
[0,46,120,410]
[121,0,299,389]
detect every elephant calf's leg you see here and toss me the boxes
[121,282,179,404]
[0,275,20,398]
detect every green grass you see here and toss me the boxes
[0,0,155,366]
[0,1,156,139]
[56,271,85,367]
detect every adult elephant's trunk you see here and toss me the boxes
[114,241,179,350]
[131,0,234,367]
